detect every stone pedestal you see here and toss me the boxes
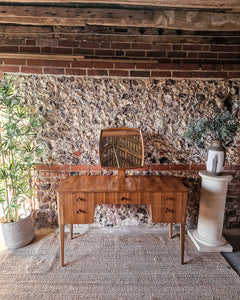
[188,171,233,252]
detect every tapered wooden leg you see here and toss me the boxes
[70,224,73,239]
[180,223,185,265]
[60,224,64,267]
[169,223,172,239]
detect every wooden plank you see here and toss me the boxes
[0,5,239,31]
[0,53,157,63]
[0,1,239,12]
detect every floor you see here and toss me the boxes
[222,227,240,275]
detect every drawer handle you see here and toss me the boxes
[165,208,169,213]
[76,209,83,214]
[121,196,126,201]
[165,197,169,201]
[76,198,84,202]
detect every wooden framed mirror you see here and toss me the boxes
[99,128,144,171]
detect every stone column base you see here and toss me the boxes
[188,229,233,252]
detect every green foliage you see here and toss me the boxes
[183,110,239,146]
[0,76,43,223]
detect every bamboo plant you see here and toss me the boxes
[0,76,42,223]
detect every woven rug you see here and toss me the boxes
[0,225,239,300]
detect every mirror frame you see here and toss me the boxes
[99,127,144,170]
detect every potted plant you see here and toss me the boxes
[183,109,239,175]
[0,76,42,249]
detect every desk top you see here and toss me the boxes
[57,175,188,193]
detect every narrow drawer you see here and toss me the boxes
[72,192,94,206]
[151,204,182,223]
[72,204,95,224]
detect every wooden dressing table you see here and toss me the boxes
[57,174,188,266]
[57,128,188,266]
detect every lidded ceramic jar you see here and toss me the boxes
[206,140,225,175]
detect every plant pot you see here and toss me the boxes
[0,212,35,249]
[206,140,225,175]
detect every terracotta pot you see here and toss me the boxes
[0,212,35,249]
[206,140,225,175]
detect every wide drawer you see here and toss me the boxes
[94,192,150,204]
[151,204,183,223]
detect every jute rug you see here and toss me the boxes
[0,225,239,300]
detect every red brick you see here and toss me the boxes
[222,64,240,71]
[190,164,206,171]
[210,45,234,52]
[130,71,150,77]
[111,43,130,49]
[0,46,19,52]
[151,71,171,77]
[79,42,99,48]
[183,45,202,51]
[170,164,190,171]
[26,39,36,46]
[21,66,42,74]
[146,51,166,58]
[150,165,170,171]
[188,52,198,58]
[48,60,70,67]
[58,40,79,47]
[131,43,151,50]
[214,72,228,78]
[34,164,50,171]
[172,71,192,78]
[66,69,86,76]
[52,47,72,54]
[20,46,40,53]
[109,70,129,76]
[167,51,186,58]
[201,64,221,71]
[3,38,25,45]
[93,62,114,69]
[87,69,108,76]
[179,63,199,70]
[157,63,178,70]
[50,165,70,171]
[73,150,81,156]
[219,53,240,59]
[72,61,93,68]
[4,58,26,65]
[199,52,217,58]
[101,42,110,48]
[70,165,90,172]
[95,49,115,56]
[91,165,102,171]
[27,59,49,66]
[192,71,214,78]
[41,47,52,54]
[228,72,240,79]
[133,165,150,171]
[0,66,19,72]
[172,45,181,51]
[39,171,50,178]
[115,62,135,69]
[126,50,145,57]
[74,49,94,55]
[135,62,157,69]
[43,67,65,75]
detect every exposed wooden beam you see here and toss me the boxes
[0,53,157,63]
[0,1,239,13]
[0,5,239,31]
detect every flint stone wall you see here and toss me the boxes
[10,74,240,228]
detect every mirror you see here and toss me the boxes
[99,128,144,170]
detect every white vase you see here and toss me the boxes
[206,140,225,175]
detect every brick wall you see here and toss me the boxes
[0,27,240,228]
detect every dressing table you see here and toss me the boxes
[57,128,188,266]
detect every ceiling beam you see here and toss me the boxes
[0,5,239,31]
[0,1,239,12]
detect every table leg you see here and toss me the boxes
[169,223,172,239]
[180,223,185,265]
[70,224,73,239]
[59,224,64,267]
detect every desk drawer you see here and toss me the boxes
[151,204,182,223]
[72,204,95,224]
[94,192,150,204]
[150,192,183,205]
